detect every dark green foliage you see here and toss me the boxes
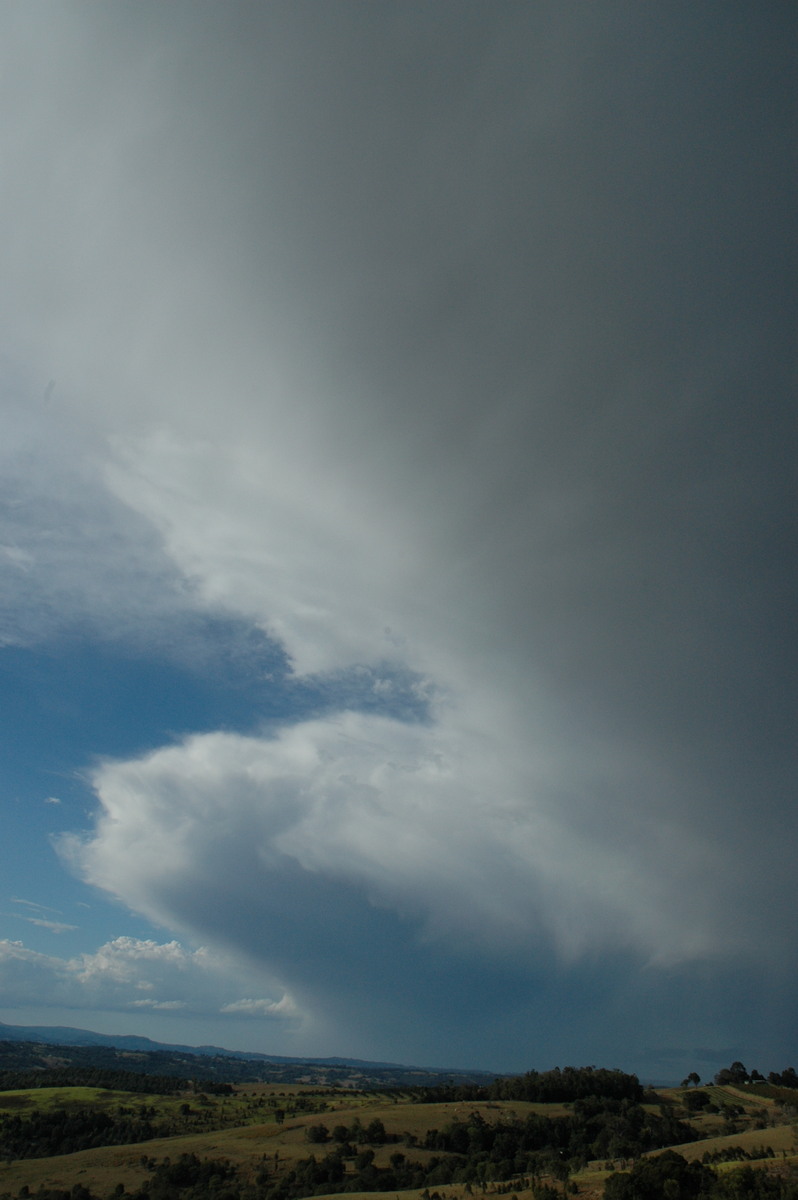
[768,1069,798,1089]
[267,1151,348,1200]
[364,1118,387,1144]
[0,1068,186,1095]
[139,1152,238,1200]
[270,1100,694,1198]
[491,1067,644,1105]
[604,1151,715,1200]
[421,1098,696,1167]
[711,1166,798,1200]
[604,1156,798,1200]
[532,1185,562,1200]
[414,1065,644,1106]
[0,1107,158,1159]
[567,1096,697,1160]
[0,1154,249,1200]
[0,1149,797,1200]
[716,1064,752,1087]
[702,1146,776,1165]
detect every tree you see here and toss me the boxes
[683,1090,711,1112]
[365,1117,387,1144]
[715,1062,751,1086]
[604,1150,713,1200]
[550,1155,571,1197]
[769,1067,798,1088]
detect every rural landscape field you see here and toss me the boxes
[1,1037,797,1200]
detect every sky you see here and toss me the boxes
[0,1,795,1081]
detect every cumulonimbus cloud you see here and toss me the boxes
[1,2,795,1068]
[65,711,748,986]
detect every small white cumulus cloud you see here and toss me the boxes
[0,937,296,1023]
[72,937,196,987]
[221,997,298,1018]
[130,999,188,1011]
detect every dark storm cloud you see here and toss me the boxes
[146,0,795,797]
[181,0,798,931]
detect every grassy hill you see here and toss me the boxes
[0,1066,796,1200]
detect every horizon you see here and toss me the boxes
[0,1017,477,1073]
[1,2,796,1082]
[0,1017,711,1084]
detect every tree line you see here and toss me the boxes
[0,1068,186,1095]
[413,1066,644,1106]
[714,1062,798,1089]
[681,1063,798,1090]
[0,1108,159,1160]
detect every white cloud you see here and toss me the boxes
[7,902,76,932]
[130,999,187,1011]
[72,937,197,988]
[0,941,74,1007]
[59,391,789,992]
[21,917,78,934]
[0,385,194,650]
[101,427,422,677]
[11,899,60,913]
[221,997,298,1018]
[0,937,297,1023]
[64,711,748,1027]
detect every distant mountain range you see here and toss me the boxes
[0,1021,496,1088]
[0,1020,398,1065]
